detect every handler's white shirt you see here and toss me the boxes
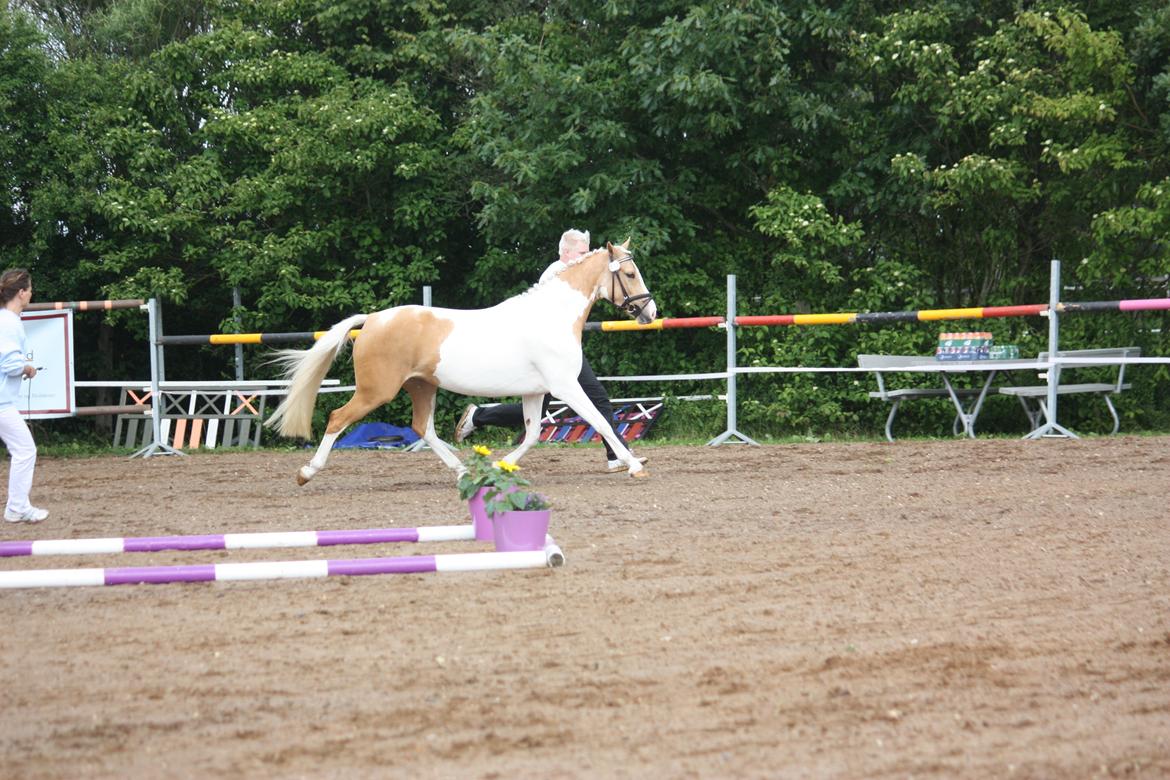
[0,309,29,412]
[539,260,567,284]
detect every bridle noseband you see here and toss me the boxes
[608,250,654,320]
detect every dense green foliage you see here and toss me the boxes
[3,0,1168,438]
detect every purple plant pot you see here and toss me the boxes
[468,486,518,542]
[468,487,493,542]
[492,509,551,552]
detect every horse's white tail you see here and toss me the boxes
[265,314,368,439]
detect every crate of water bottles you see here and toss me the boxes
[935,331,993,361]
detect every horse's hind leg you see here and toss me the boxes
[402,379,465,475]
[501,393,548,465]
[297,383,398,485]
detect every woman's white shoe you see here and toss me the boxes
[4,506,48,523]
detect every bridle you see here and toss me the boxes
[608,250,654,320]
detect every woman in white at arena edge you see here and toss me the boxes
[0,268,48,523]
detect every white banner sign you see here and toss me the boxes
[20,310,75,419]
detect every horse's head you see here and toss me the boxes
[600,239,658,325]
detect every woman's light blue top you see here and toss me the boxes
[0,309,30,411]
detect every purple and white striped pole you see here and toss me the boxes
[0,540,565,589]
[0,525,475,558]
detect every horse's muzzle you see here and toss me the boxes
[635,299,658,325]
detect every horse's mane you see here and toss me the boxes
[560,246,609,271]
[519,247,610,297]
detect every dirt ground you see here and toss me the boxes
[1,436,1168,779]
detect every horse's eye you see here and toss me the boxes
[624,272,636,279]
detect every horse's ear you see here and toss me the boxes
[620,238,631,250]
[606,241,614,255]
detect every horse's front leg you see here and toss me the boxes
[547,383,646,478]
[501,393,548,465]
[404,379,465,476]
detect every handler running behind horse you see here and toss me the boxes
[454,229,648,473]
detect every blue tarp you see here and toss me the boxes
[332,422,420,450]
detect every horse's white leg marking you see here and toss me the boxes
[501,393,548,465]
[298,431,342,485]
[421,414,466,475]
[547,382,645,476]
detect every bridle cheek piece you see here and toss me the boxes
[608,251,654,320]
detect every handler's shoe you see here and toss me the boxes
[606,457,648,473]
[454,404,478,444]
[4,506,48,523]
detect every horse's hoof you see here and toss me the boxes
[630,468,650,478]
[296,470,311,486]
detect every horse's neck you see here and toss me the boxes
[556,250,607,302]
[497,252,604,343]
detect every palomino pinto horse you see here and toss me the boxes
[266,240,657,484]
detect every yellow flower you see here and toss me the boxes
[473,445,492,457]
[492,460,520,473]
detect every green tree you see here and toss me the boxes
[5,0,1169,437]
[0,7,51,270]
[855,5,1141,303]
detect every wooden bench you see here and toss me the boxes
[858,354,996,442]
[997,347,1140,434]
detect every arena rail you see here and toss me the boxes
[26,299,145,313]
[70,261,1167,453]
[586,260,1168,442]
